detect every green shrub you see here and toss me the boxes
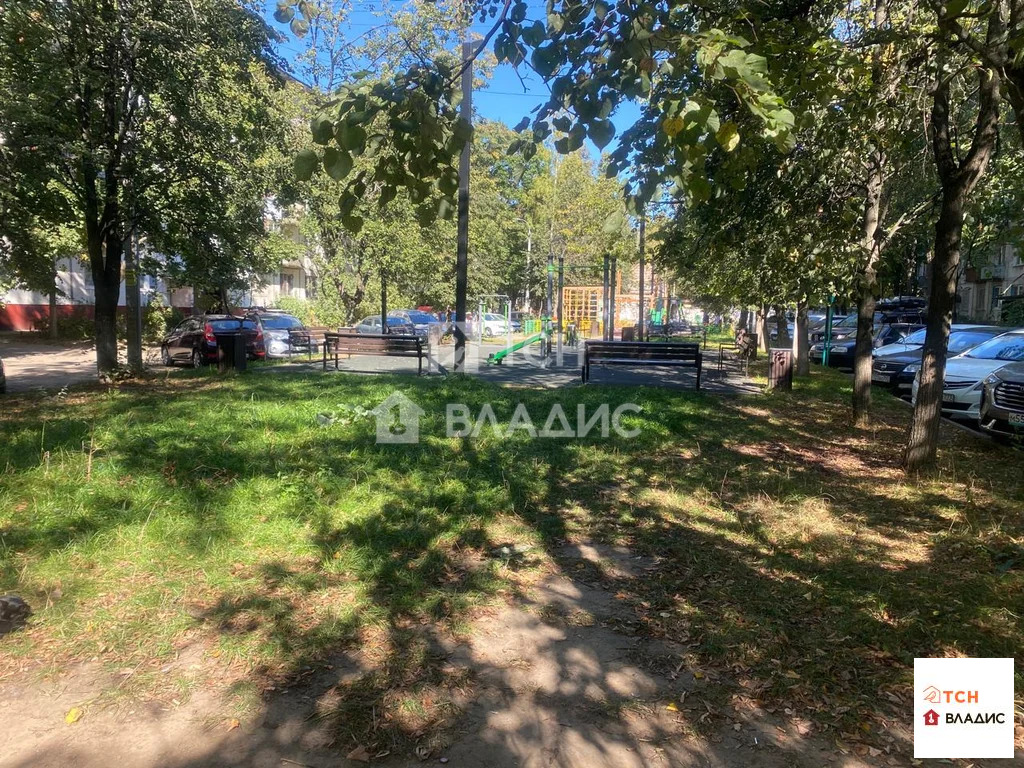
[273,296,316,325]
[33,307,94,340]
[1002,298,1024,327]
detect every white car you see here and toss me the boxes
[480,313,511,336]
[910,329,1024,420]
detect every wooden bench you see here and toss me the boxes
[322,332,427,374]
[582,341,702,389]
[718,332,758,374]
[287,326,325,358]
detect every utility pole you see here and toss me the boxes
[380,265,388,334]
[524,220,532,310]
[602,254,610,341]
[609,255,617,341]
[546,250,554,324]
[556,253,564,362]
[453,39,473,371]
[638,210,646,342]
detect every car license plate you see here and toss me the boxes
[872,373,890,384]
[942,393,956,403]
[1010,413,1024,426]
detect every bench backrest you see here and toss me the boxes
[326,332,423,354]
[586,341,701,361]
[737,333,758,356]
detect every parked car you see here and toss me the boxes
[0,353,6,394]
[810,322,923,369]
[871,326,1005,395]
[355,315,424,338]
[388,309,445,336]
[510,311,531,331]
[161,315,264,367]
[910,329,1024,420]
[245,310,313,358]
[480,312,511,336]
[979,361,1024,441]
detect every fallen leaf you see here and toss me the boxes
[347,745,371,763]
[65,707,83,724]
[226,718,240,731]
[666,702,679,712]
[693,670,705,679]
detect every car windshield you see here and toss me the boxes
[208,319,244,331]
[386,317,410,326]
[402,311,435,324]
[485,313,504,321]
[259,314,303,330]
[896,328,928,345]
[948,330,1000,354]
[964,333,1024,361]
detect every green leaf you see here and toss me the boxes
[548,12,564,33]
[294,149,319,181]
[378,185,398,209]
[341,213,364,233]
[715,122,740,152]
[603,210,625,234]
[338,123,367,152]
[290,17,309,36]
[513,116,531,132]
[323,148,353,181]
[437,197,455,220]
[273,7,294,24]
[595,0,611,21]
[310,115,334,145]
[588,119,615,150]
[523,21,546,47]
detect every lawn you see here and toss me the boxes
[0,365,1021,755]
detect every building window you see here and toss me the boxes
[990,282,1002,308]
[280,272,294,296]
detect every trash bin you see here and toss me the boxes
[621,326,636,342]
[214,331,247,373]
[768,348,793,390]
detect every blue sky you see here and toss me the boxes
[261,1,640,149]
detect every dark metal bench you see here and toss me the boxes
[582,341,702,389]
[718,332,758,374]
[322,333,427,374]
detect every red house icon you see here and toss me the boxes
[923,709,940,726]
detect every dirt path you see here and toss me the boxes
[0,540,889,768]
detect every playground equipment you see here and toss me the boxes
[486,331,548,365]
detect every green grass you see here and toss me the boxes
[1,365,1021,752]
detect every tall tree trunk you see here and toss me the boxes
[793,300,810,377]
[853,157,883,427]
[759,305,770,353]
[93,229,123,373]
[853,0,889,428]
[738,307,749,332]
[905,40,1000,472]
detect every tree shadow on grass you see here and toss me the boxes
[1,370,1021,765]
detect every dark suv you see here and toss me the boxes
[979,361,1024,441]
[244,310,314,358]
[161,315,264,367]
